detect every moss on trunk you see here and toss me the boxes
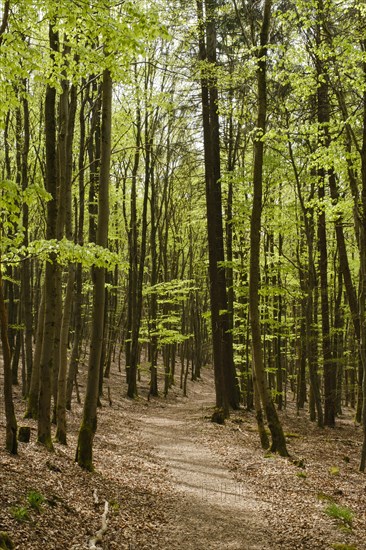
[76,421,95,471]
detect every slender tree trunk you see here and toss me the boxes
[197,0,239,419]
[55,266,75,443]
[125,86,141,393]
[316,3,335,427]
[15,84,33,395]
[149,161,159,397]
[359,40,366,471]
[54,72,74,440]
[248,0,288,456]
[25,292,45,419]
[333,264,344,415]
[66,85,86,410]
[0,254,18,454]
[76,67,112,470]
[65,265,82,410]
[37,24,59,450]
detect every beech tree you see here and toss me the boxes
[197,0,239,420]
[247,0,288,456]
[2,0,366,471]
[76,66,112,470]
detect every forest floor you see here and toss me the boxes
[1,362,366,550]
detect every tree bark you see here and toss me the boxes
[76,67,112,470]
[316,1,335,427]
[197,0,239,419]
[0,253,18,454]
[248,0,288,456]
[37,23,59,450]
[56,76,77,443]
[359,39,366,471]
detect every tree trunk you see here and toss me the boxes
[197,0,239,419]
[37,23,59,450]
[359,40,366,471]
[248,0,288,456]
[316,3,335,427]
[76,67,112,471]
[66,84,86,410]
[0,255,18,454]
[25,292,45,419]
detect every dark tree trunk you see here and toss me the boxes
[37,23,59,450]
[25,292,45,419]
[66,84,87,410]
[0,256,18,454]
[76,68,112,470]
[125,86,141,394]
[149,157,159,398]
[359,40,366,471]
[316,3,335,427]
[20,88,33,396]
[248,0,288,456]
[197,0,239,419]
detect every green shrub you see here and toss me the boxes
[10,506,29,522]
[331,544,357,550]
[27,490,44,512]
[0,532,14,550]
[325,503,353,527]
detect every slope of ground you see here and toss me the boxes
[1,362,366,549]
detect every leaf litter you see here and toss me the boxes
[1,363,366,549]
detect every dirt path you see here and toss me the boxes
[137,380,273,550]
[2,365,365,549]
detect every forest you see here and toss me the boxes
[1,0,366,548]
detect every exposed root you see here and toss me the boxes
[89,500,109,549]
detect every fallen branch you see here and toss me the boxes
[89,500,109,549]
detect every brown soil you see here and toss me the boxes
[1,364,366,549]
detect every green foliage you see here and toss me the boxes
[110,500,120,513]
[10,506,29,522]
[0,532,14,550]
[27,490,44,512]
[331,544,357,550]
[329,466,340,476]
[3,238,120,270]
[296,471,307,479]
[142,279,197,347]
[325,503,354,528]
